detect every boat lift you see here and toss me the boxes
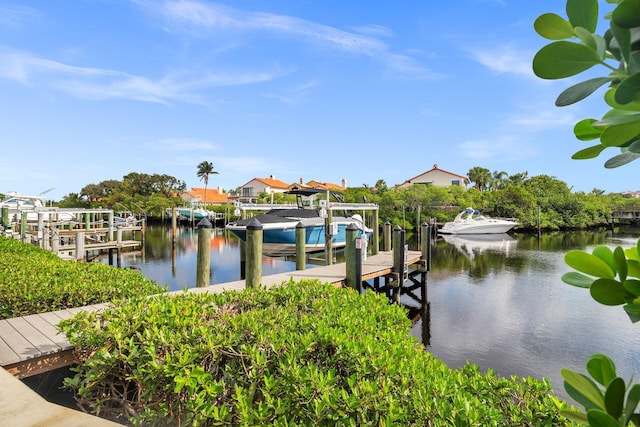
[232,190,379,262]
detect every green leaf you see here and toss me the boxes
[626,246,640,261]
[560,408,588,423]
[613,246,627,281]
[591,278,628,305]
[612,22,633,74]
[594,246,617,276]
[533,41,602,79]
[604,377,625,419]
[587,408,624,427]
[572,145,606,159]
[564,250,615,278]
[605,89,640,111]
[567,0,598,33]
[562,368,605,410]
[616,72,640,105]
[557,78,613,106]
[604,150,640,168]
[574,118,603,140]
[623,279,640,297]
[595,113,640,127]
[624,384,640,425]
[612,0,640,29]
[562,271,595,288]
[587,354,617,387]
[575,27,599,51]
[623,301,640,323]
[534,13,575,40]
[626,138,640,153]
[600,119,640,147]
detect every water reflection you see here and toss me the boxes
[103,224,306,291]
[408,229,640,403]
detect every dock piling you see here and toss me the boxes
[246,218,263,288]
[196,218,212,288]
[1,206,8,230]
[345,223,359,291]
[75,231,85,261]
[392,226,406,304]
[383,221,392,252]
[295,222,306,270]
[324,210,334,265]
[371,209,379,255]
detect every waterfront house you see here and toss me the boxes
[288,178,347,192]
[236,175,290,203]
[395,164,469,189]
[181,187,229,206]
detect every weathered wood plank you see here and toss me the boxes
[22,313,69,348]
[5,317,61,356]
[4,349,78,379]
[0,335,21,366]
[0,320,39,363]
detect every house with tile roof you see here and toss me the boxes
[288,178,347,192]
[395,164,469,189]
[181,187,229,206]
[237,175,290,203]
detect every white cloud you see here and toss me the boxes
[459,135,537,161]
[509,109,577,130]
[138,0,437,78]
[468,42,536,79]
[0,48,285,104]
[0,5,40,29]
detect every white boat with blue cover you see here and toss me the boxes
[225,189,372,251]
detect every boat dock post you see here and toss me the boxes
[295,222,306,270]
[383,221,392,251]
[196,219,212,288]
[245,218,263,288]
[324,209,333,265]
[1,207,8,230]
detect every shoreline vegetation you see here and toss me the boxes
[46,169,640,233]
[0,236,580,425]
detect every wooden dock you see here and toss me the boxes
[0,250,423,378]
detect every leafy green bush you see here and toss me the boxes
[0,237,164,319]
[61,280,576,426]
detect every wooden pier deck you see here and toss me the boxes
[0,250,423,378]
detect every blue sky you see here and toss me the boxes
[0,0,633,201]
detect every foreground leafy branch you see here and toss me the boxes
[562,241,640,425]
[533,0,640,167]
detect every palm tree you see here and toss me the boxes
[467,166,491,191]
[490,170,508,191]
[196,161,218,207]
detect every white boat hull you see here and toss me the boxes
[439,208,517,235]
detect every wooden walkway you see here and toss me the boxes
[0,250,423,378]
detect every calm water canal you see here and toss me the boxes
[104,224,640,402]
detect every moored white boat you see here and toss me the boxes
[0,192,75,222]
[439,208,517,235]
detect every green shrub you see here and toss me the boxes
[60,280,577,426]
[0,236,164,319]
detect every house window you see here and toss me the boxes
[242,187,254,197]
[451,180,460,186]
